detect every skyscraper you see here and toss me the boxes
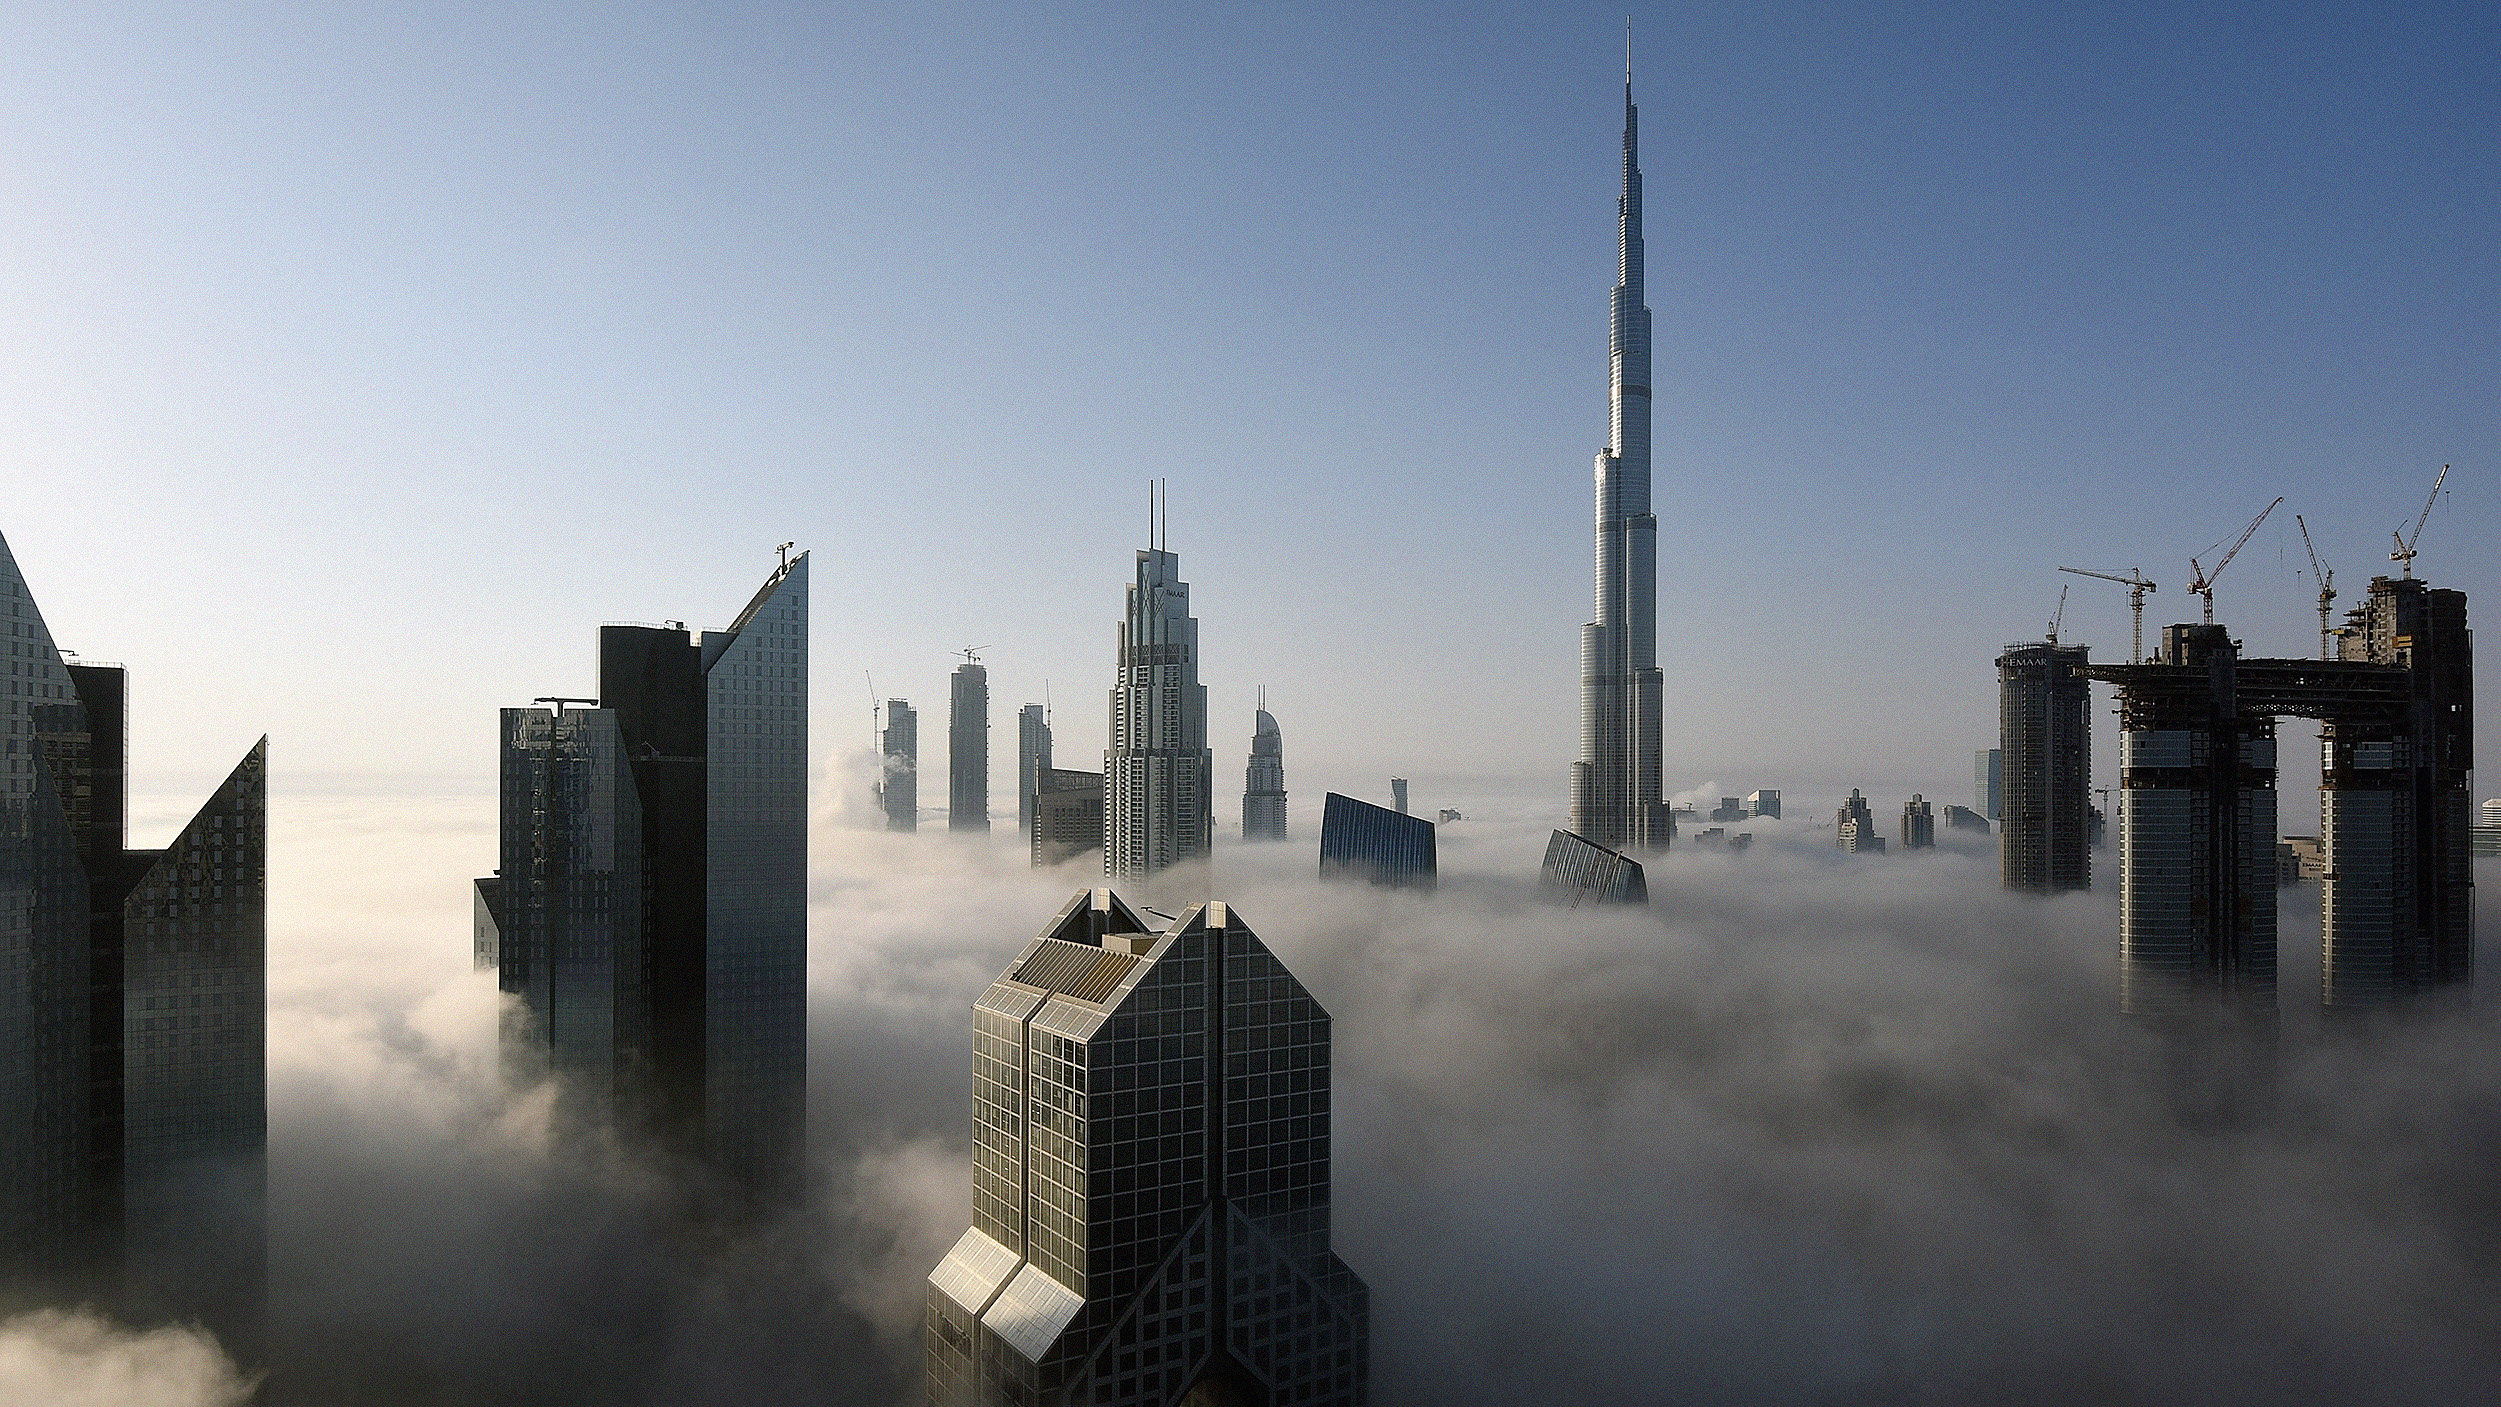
[1900,795,1935,850]
[1106,511,1212,880]
[1243,702,1287,841]
[1974,748,2003,822]
[1018,703,1051,841]
[952,658,990,834]
[1318,793,1436,891]
[1389,778,1408,816]
[1836,789,1886,855]
[883,700,920,833]
[0,529,266,1335]
[925,889,1370,1406]
[1032,769,1105,867]
[478,551,808,1197]
[1571,76,1672,853]
[1998,641,2092,892]
[1539,829,1648,905]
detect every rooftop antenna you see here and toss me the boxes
[2186,495,2283,626]
[776,540,795,571]
[866,671,880,749]
[2391,463,2449,578]
[1160,477,1169,553]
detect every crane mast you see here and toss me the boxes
[2057,565,2157,663]
[2295,514,2336,661]
[2391,463,2449,579]
[2186,496,2283,627]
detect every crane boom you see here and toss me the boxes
[2391,463,2449,578]
[2295,514,2337,660]
[2186,496,2283,627]
[2057,564,2158,662]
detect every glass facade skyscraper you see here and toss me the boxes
[925,889,1370,1406]
[1539,829,1647,905]
[953,661,991,834]
[883,699,920,833]
[1019,703,1051,841]
[1,528,265,1337]
[479,552,808,1197]
[1106,536,1211,880]
[1317,793,1435,892]
[1998,641,2092,892]
[1242,706,1287,841]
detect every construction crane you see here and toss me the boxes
[2295,514,2336,661]
[2045,584,2069,646]
[2390,463,2449,578]
[2058,565,2157,663]
[957,645,989,667]
[2186,496,2283,627]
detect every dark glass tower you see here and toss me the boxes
[925,890,1370,1406]
[883,700,919,833]
[480,551,808,1198]
[1317,793,1435,891]
[952,660,990,834]
[0,529,266,1340]
[1998,640,2092,892]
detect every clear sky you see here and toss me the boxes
[4,1,2494,822]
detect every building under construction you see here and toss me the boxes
[2084,575,2472,1019]
[1997,640,2093,893]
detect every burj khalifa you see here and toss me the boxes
[1571,77,1672,851]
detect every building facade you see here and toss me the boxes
[952,661,991,834]
[1900,795,1935,850]
[1242,706,1287,841]
[1571,78,1673,854]
[1034,769,1106,868]
[925,890,1370,1407]
[1974,748,2003,822]
[1105,536,1212,880]
[1539,830,1648,905]
[478,552,808,1197]
[1998,641,2092,892]
[1317,794,1436,891]
[0,530,266,1337]
[1836,789,1886,855]
[1745,789,1780,819]
[1019,704,1052,841]
[883,700,920,833]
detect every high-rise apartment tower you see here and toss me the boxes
[952,659,990,834]
[925,890,1370,1406]
[1106,508,1212,880]
[1243,703,1287,841]
[0,530,266,1337]
[883,700,919,833]
[1998,640,2092,892]
[477,552,808,1197]
[1018,703,1051,841]
[1571,77,1672,853]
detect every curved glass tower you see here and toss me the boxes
[1571,79,1672,851]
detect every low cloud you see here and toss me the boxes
[27,795,2501,1403]
[0,1308,257,1407]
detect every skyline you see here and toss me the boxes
[0,3,2490,828]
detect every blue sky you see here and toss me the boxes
[3,1,2493,823]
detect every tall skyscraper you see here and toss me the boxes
[0,530,265,1335]
[925,889,1370,1406]
[1242,702,1288,841]
[1018,703,1051,841]
[1836,789,1886,855]
[883,700,920,833]
[1745,789,1781,819]
[1318,793,1436,891]
[1900,795,1935,850]
[477,551,808,1196]
[1106,512,1212,880]
[1997,640,2092,892]
[1389,778,1408,816]
[1570,76,1672,853]
[1974,748,2003,821]
[951,659,990,834]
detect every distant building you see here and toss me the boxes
[1105,523,1212,880]
[1032,769,1105,867]
[2281,835,2326,881]
[482,552,810,1199]
[923,890,1369,1407]
[1998,641,2091,893]
[950,661,990,834]
[1900,794,1935,850]
[1242,705,1288,841]
[880,700,918,832]
[1540,830,1648,905]
[1689,828,1753,852]
[2,528,267,1336]
[1745,789,1781,819]
[1836,789,1886,855]
[1017,704,1050,841]
[1708,797,1745,823]
[1391,778,1409,815]
[1974,748,2003,822]
[1319,793,1436,890]
[1437,808,1463,824]
[2475,798,2501,857]
[1943,804,1992,834]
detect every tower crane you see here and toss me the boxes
[2294,514,2336,661]
[2058,565,2157,663]
[957,645,989,667]
[2186,496,2283,627]
[2045,584,2069,646]
[2390,464,2449,579]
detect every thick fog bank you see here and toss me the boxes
[24,795,2501,1404]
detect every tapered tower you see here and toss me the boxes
[1571,75,1671,851]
